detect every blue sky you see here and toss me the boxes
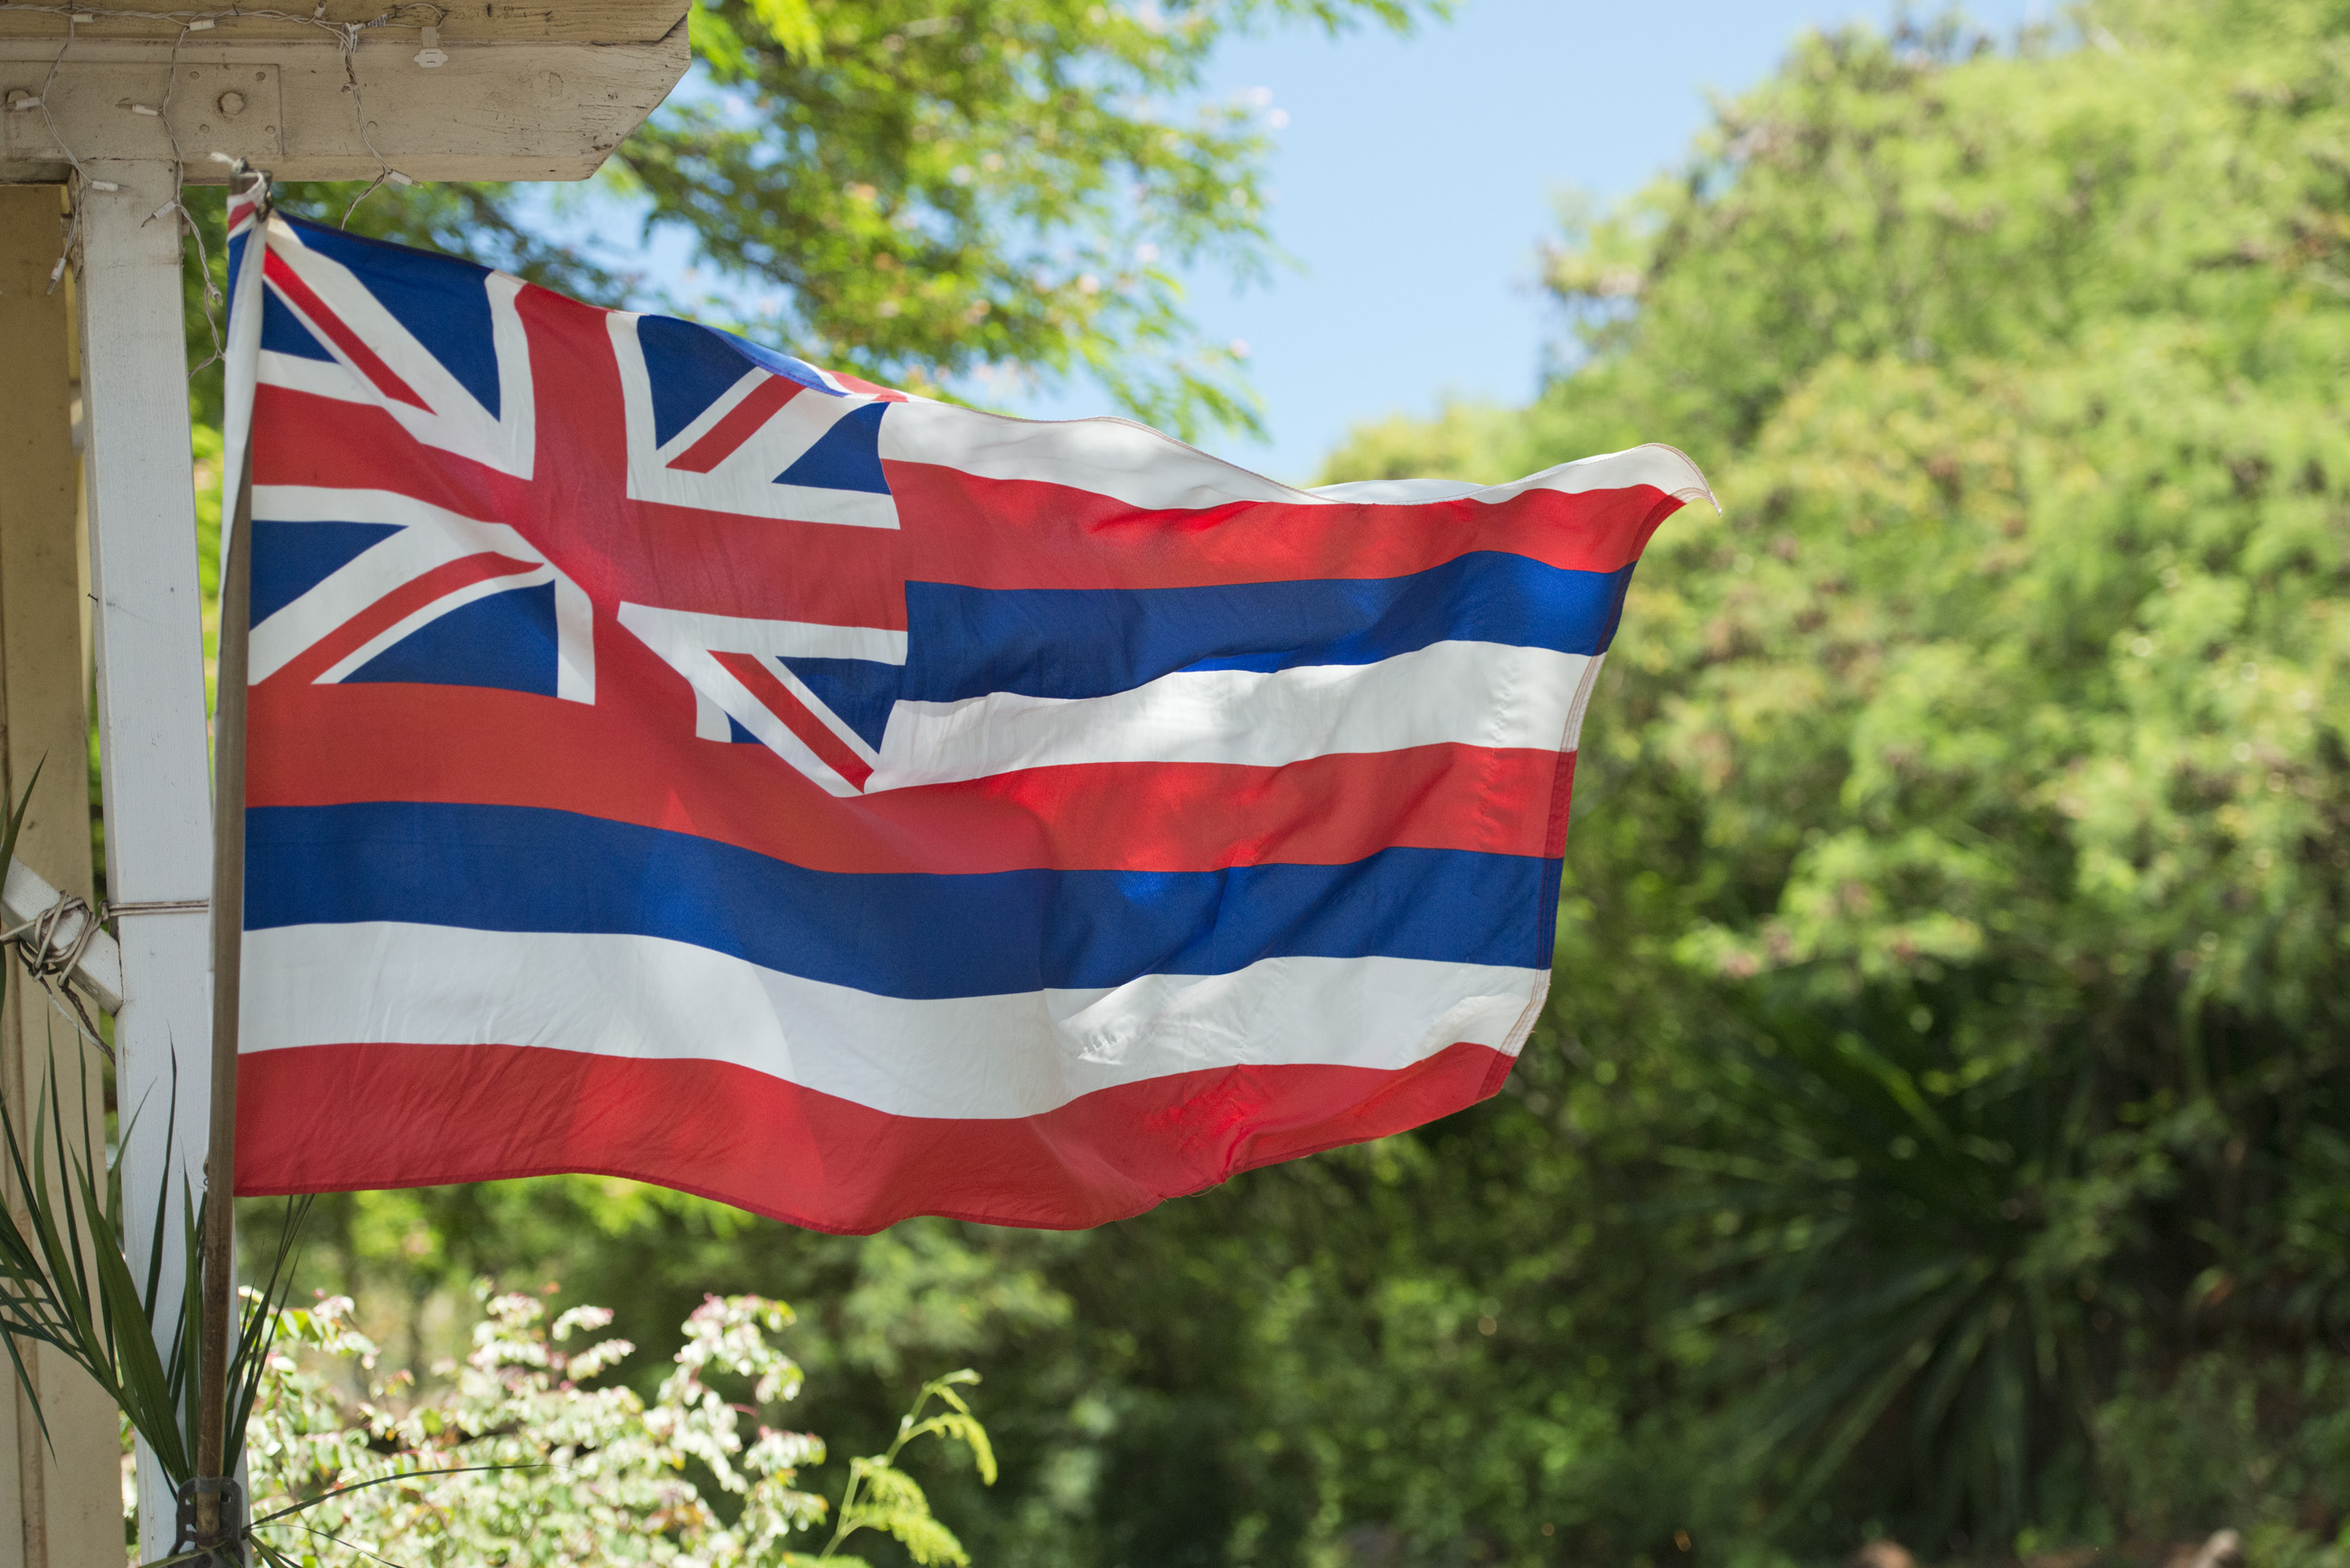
[1003,0,2044,481]
[560,0,2044,482]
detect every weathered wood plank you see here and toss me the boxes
[0,176,122,1568]
[0,24,686,181]
[0,0,686,46]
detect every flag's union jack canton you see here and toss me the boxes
[223,188,1711,1233]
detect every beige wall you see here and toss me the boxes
[0,182,128,1568]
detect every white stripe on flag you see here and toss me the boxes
[868,641,1593,792]
[879,401,1326,512]
[1309,444,1715,509]
[879,399,1713,516]
[241,923,1546,1121]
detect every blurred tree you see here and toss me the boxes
[1328,0,2350,1554]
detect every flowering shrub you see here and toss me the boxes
[241,1287,992,1567]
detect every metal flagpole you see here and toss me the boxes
[194,163,268,1560]
[193,399,250,1556]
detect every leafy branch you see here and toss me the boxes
[805,1371,999,1568]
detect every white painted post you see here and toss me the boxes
[74,155,217,1563]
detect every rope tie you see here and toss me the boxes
[0,888,204,1060]
[5,890,103,986]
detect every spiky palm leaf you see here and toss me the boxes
[1667,996,2102,1544]
[0,771,309,1504]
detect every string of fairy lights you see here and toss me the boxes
[0,0,443,361]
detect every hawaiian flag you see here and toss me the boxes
[221,187,1710,1233]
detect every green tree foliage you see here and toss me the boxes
[1321,0,2350,1553]
[197,0,1437,440]
[240,3,2350,1565]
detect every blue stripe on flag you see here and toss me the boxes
[245,803,1556,998]
[899,552,1633,704]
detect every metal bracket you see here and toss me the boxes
[172,1475,247,1565]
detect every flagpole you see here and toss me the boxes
[195,164,266,1554]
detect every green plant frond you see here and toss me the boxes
[1828,1032,1956,1150]
[272,1515,419,1568]
[3,1073,89,1332]
[882,1512,968,1568]
[1650,1146,1791,1183]
[0,1048,187,1469]
[1778,1354,1931,1516]
[815,1367,996,1561]
[1779,1258,1983,1349]
[174,1180,202,1460]
[1740,1272,1993,1469]
[244,1537,312,1568]
[227,1196,315,1476]
[834,1466,968,1565]
[134,1547,237,1568]
[0,812,300,1491]
[843,1460,926,1513]
[0,1324,53,1452]
[907,1412,996,1486]
[86,1167,193,1479]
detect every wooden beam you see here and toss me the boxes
[0,24,689,183]
[0,0,687,45]
[0,179,125,1568]
[74,156,217,1567]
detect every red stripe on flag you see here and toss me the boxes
[665,375,804,473]
[882,465,1689,587]
[264,251,432,411]
[711,650,876,791]
[247,680,1570,871]
[235,1038,1518,1233]
[249,386,1687,609]
[262,553,541,690]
